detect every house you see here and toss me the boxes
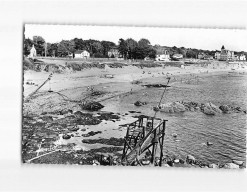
[172,53,183,60]
[155,50,170,61]
[239,54,246,61]
[108,48,121,58]
[74,50,90,59]
[214,52,221,60]
[28,45,37,58]
[219,45,234,61]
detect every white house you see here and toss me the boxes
[214,52,221,60]
[74,50,90,59]
[28,45,37,58]
[156,50,170,61]
[239,54,246,61]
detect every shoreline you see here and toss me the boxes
[22,60,247,168]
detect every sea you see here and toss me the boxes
[102,71,247,164]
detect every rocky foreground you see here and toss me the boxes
[152,101,247,115]
[22,100,246,168]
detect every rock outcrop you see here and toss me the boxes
[201,102,222,115]
[80,102,104,111]
[223,163,239,169]
[155,102,186,113]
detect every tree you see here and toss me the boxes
[74,38,85,50]
[178,47,186,57]
[148,47,157,59]
[118,38,128,59]
[47,43,58,57]
[126,38,138,59]
[186,49,197,58]
[101,41,116,57]
[33,36,45,56]
[23,38,33,56]
[134,38,154,59]
[138,38,150,48]
[92,41,103,56]
[57,40,75,57]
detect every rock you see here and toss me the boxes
[60,109,72,115]
[167,160,174,167]
[208,163,218,168]
[68,126,79,131]
[74,111,84,117]
[163,163,170,167]
[172,133,177,138]
[62,134,71,140]
[156,102,186,113]
[186,155,196,164]
[134,101,147,106]
[219,105,231,113]
[208,102,222,113]
[232,160,244,166]
[92,160,100,166]
[206,141,213,146]
[81,131,102,137]
[41,115,53,122]
[203,107,216,115]
[194,107,200,111]
[141,159,151,165]
[189,107,195,112]
[174,159,180,163]
[179,159,185,164]
[223,163,239,169]
[202,102,222,115]
[80,102,104,111]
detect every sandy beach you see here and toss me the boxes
[22,59,247,168]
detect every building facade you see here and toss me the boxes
[28,45,37,58]
[214,52,221,60]
[74,50,90,59]
[219,45,235,61]
[239,54,246,61]
[155,50,170,61]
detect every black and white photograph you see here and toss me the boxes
[22,24,246,169]
[1,0,247,192]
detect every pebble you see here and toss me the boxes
[186,155,196,164]
[163,163,170,167]
[141,160,151,165]
[223,163,239,169]
[172,133,177,138]
[208,164,218,168]
[232,160,244,166]
[62,134,71,140]
[174,159,180,163]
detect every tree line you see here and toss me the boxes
[23,35,247,59]
[23,36,157,59]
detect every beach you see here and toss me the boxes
[22,59,247,168]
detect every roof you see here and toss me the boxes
[74,50,89,54]
[173,54,183,58]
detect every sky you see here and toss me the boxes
[25,24,247,52]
